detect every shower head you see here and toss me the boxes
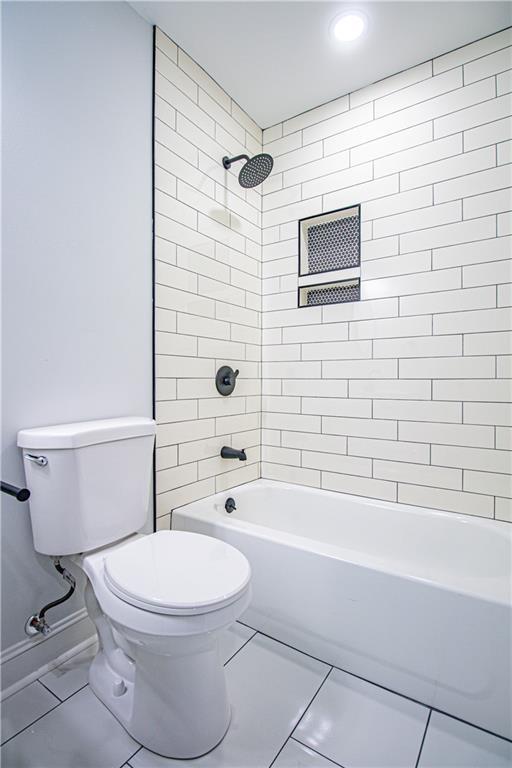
[222,153,274,188]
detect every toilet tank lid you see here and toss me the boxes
[18,417,156,449]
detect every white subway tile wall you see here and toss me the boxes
[155,27,512,524]
[154,29,261,521]
[261,29,512,522]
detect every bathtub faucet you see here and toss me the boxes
[220,446,247,461]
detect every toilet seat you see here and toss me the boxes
[103,530,251,616]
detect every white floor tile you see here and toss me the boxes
[39,642,98,701]
[0,686,138,768]
[219,623,256,664]
[1,681,59,745]
[418,712,512,768]
[130,634,329,768]
[294,668,428,768]
[273,739,341,767]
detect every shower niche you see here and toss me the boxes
[298,204,361,307]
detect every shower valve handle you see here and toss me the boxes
[216,365,239,396]
[223,369,239,385]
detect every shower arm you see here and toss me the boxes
[222,154,250,170]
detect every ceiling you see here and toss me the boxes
[131,1,512,128]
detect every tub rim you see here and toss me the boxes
[173,479,512,607]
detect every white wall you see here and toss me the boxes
[260,28,512,521]
[152,30,262,527]
[1,1,153,686]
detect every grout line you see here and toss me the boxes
[156,206,260,252]
[0,694,63,748]
[258,459,499,511]
[272,137,486,200]
[263,25,510,135]
[124,745,143,767]
[156,158,262,229]
[156,260,261,297]
[152,28,159,535]
[36,677,67,703]
[268,666,333,768]
[415,709,433,768]
[156,62,257,152]
[290,666,333,737]
[269,79,488,160]
[223,628,258,667]
[236,620,512,743]
[290,737,345,767]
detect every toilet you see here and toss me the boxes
[17,417,251,759]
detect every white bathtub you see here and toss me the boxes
[173,479,512,739]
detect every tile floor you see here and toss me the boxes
[1,623,511,768]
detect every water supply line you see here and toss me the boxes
[25,558,76,637]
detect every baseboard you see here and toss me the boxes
[1,608,96,700]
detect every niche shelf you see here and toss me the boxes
[299,204,360,276]
[297,204,361,307]
[298,277,360,308]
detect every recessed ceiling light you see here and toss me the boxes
[332,12,366,42]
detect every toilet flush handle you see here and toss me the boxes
[25,454,48,467]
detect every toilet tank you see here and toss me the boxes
[17,417,156,556]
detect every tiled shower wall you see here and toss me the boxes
[153,29,262,528]
[260,28,512,521]
[155,26,511,524]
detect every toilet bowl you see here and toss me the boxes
[18,417,252,759]
[75,530,251,758]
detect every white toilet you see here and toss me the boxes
[18,417,251,759]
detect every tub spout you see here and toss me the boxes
[220,446,247,461]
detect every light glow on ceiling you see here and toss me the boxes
[332,12,367,42]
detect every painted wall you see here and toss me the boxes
[260,28,512,521]
[1,1,153,687]
[153,30,262,528]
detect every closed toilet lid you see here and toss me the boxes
[103,531,251,615]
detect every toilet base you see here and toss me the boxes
[78,551,251,759]
[88,632,231,759]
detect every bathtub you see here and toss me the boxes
[173,479,512,739]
